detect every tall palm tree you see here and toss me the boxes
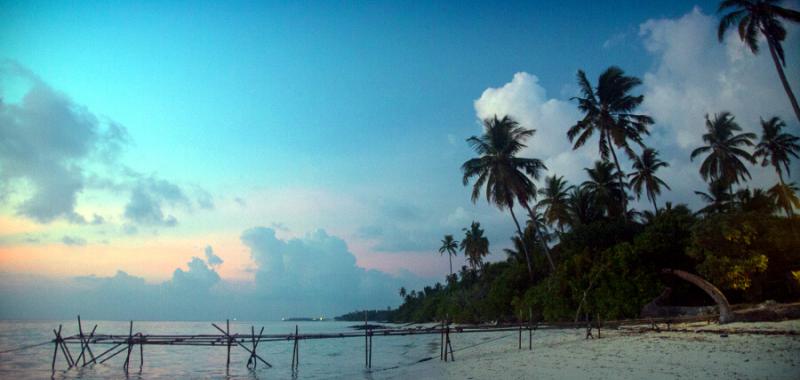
[628,148,671,213]
[583,160,626,218]
[568,66,654,212]
[438,235,459,278]
[768,182,800,216]
[690,112,756,193]
[753,116,800,185]
[399,287,407,299]
[718,0,800,122]
[459,221,489,271]
[568,185,603,226]
[734,188,776,213]
[462,115,554,277]
[695,180,734,215]
[536,175,574,234]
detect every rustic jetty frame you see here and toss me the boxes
[48,313,724,374]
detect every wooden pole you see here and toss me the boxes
[75,324,97,366]
[439,320,444,360]
[139,333,144,368]
[364,311,368,368]
[123,320,133,371]
[294,325,299,369]
[52,325,62,371]
[529,307,533,351]
[226,319,231,369]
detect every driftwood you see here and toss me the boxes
[662,269,734,324]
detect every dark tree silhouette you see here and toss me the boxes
[628,148,671,213]
[461,115,554,277]
[690,112,756,193]
[718,0,800,122]
[438,234,459,278]
[568,66,653,214]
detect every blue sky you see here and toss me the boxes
[0,0,798,319]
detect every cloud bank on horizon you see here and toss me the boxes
[0,5,798,320]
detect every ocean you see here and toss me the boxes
[0,319,447,379]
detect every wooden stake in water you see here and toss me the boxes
[226,319,231,369]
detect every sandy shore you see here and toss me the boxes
[374,320,800,379]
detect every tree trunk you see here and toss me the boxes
[662,269,734,324]
[448,253,453,278]
[765,35,800,124]
[651,196,659,215]
[522,205,556,272]
[606,134,628,219]
[509,206,534,282]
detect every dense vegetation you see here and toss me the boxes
[389,2,800,324]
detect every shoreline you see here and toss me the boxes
[373,319,800,379]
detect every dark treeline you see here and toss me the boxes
[390,2,800,324]
[335,308,394,322]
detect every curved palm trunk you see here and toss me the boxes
[765,35,800,124]
[606,134,628,219]
[509,206,534,282]
[523,205,556,272]
[662,269,734,324]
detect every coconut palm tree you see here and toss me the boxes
[399,287,407,299]
[536,175,574,234]
[628,148,671,213]
[753,116,800,185]
[768,182,800,216]
[462,115,554,277]
[438,235,459,278]
[718,0,800,122]
[568,185,603,226]
[695,180,734,215]
[690,112,756,193]
[567,66,654,212]
[583,160,626,218]
[734,188,777,213]
[459,221,489,271]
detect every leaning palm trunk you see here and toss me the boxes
[765,34,800,123]
[662,269,734,324]
[606,134,629,218]
[522,205,556,272]
[509,206,534,282]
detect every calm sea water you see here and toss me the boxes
[0,320,446,379]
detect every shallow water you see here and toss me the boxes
[0,319,445,379]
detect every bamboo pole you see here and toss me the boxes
[364,311,368,368]
[123,321,133,371]
[226,319,231,369]
[211,323,272,368]
[439,320,444,360]
[51,325,62,371]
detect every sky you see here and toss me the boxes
[0,0,798,320]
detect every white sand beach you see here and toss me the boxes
[375,320,800,379]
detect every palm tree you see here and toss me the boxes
[583,160,626,218]
[438,235,459,278]
[568,185,603,226]
[568,66,654,212]
[718,0,800,122]
[768,182,800,216]
[399,287,407,299]
[461,115,554,277]
[459,221,489,271]
[753,116,800,185]
[536,175,574,234]
[628,148,671,213]
[734,188,776,213]
[695,180,734,215]
[690,112,756,193]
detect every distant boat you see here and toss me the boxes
[281,316,325,322]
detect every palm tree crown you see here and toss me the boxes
[536,175,574,233]
[583,160,626,218]
[690,112,756,189]
[628,148,671,213]
[718,0,800,122]
[753,116,800,184]
[462,115,552,276]
[459,222,489,271]
[567,66,654,209]
[438,234,459,278]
